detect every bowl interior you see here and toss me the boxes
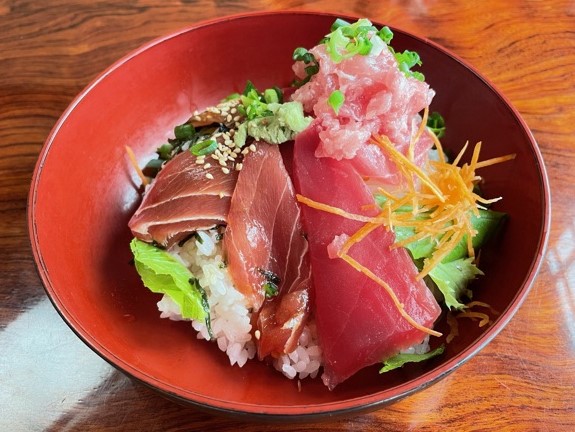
[29,11,549,417]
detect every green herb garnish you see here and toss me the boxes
[190,139,217,156]
[174,123,196,140]
[319,18,425,81]
[391,48,424,81]
[325,18,377,63]
[292,47,320,87]
[427,111,446,138]
[264,281,279,298]
[328,89,345,115]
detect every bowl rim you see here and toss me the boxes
[27,9,551,420]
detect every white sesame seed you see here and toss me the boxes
[233,147,242,154]
[195,158,204,164]
[219,160,227,167]
[205,173,214,180]
[211,154,219,160]
[254,330,261,340]
[226,114,233,122]
[203,163,211,169]
[218,191,225,198]
[235,163,243,171]
[230,107,237,114]
[224,139,233,146]
[233,115,241,122]
[241,148,249,155]
[249,144,257,152]
[221,167,230,174]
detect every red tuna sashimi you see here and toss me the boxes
[224,143,312,358]
[293,123,441,389]
[129,150,237,247]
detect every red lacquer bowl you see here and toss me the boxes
[28,11,550,420]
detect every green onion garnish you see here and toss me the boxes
[320,18,426,81]
[156,143,173,160]
[264,88,280,104]
[427,112,446,138]
[292,47,320,87]
[264,281,279,298]
[174,123,195,140]
[190,139,217,156]
[378,26,394,44]
[393,49,424,81]
[328,89,345,115]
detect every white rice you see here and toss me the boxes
[156,229,322,378]
[273,322,323,380]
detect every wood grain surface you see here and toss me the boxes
[1,1,574,431]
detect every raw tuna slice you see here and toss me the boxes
[129,150,237,248]
[224,142,312,358]
[293,123,441,389]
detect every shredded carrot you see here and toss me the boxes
[427,128,446,163]
[455,311,491,327]
[338,216,384,256]
[451,141,469,166]
[339,252,442,337]
[373,135,516,279]
[408,105,429,162]
[296,114,515,339]
[125,146,149,186]
[361,203,379,212]
[295,194,387,224]
[336,214,443,337]
[474,153,516,169]
[446,312,459,343]
[465,301,499,315]
[372,134,445,202]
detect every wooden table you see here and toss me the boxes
[1,1,573,430]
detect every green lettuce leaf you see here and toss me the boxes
[394,225,436,260]
[442,210,506,262]
[380,345,445,373]
[375,196,506,264]
[129,238,209,322]
[428,258,484,310]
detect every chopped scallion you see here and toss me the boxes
[292,47,320,87]
[157,143,173,160]
[427,112,446,138]
[264,88,280,104]
[264,281,279,298]
[328,89,345,115]
[174,123,195,140]
[190,139,217,156]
